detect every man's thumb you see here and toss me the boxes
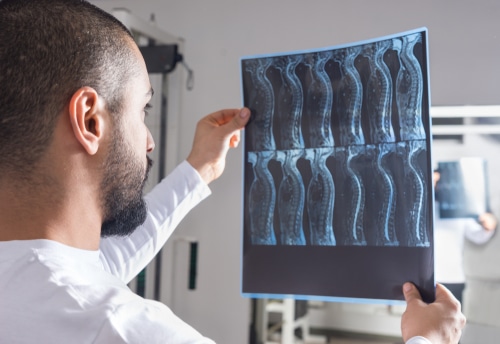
[403,282,423,303]
[231,107,251,130]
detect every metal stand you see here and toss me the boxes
[255,298,327,344]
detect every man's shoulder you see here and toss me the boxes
[0,239,142,314]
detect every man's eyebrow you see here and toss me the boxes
[146,87,154,97]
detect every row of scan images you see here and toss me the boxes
[241,32,428,153]
[244,141,431,247]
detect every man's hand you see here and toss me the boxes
[187,108,251,184]
[401,283,466,344]
[478,212,497,232]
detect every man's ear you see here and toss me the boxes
[68,87,108,155]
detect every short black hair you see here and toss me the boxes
[0,0,136,174]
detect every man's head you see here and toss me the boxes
[0,0,155,238]
[0,0,136,172]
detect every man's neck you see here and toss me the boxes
[0,177,102,250]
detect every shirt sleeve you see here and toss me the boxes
[98,161,211,283]
[464,218,495,245]
[406,336,432,344]
[93,298,216,344]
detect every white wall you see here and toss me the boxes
[93,0,500,342]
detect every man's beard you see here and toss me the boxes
[100,131,153,238]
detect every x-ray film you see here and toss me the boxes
[437,158,489,219]
[240,28,434,303]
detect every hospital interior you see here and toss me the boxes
[92,1,500,343]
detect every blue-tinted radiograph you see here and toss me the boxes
[393,34,429,247]
[335,145,367,245]
[273,55,305,150]
[331,46,367,245]
[248,151,277,245]
[305,148,336,245]
[395,34,426,141]
[275,150,307,245]
[304,51,335,148]
[406,140,428,246]
[333,46,365,147]
[244,58,276,152]
[242,30,430,248]
[361,40,398,246]
[362,40,395,144]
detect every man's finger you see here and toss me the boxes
[209,108,247,126]
[219,108,251,137]
[231,107,251,130]
[403,282,423,303]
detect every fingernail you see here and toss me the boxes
[240,108,250,118]
[403,283,413,293]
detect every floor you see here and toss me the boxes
[265,330,402,344]
[329,338,399,344]
[318,329,401,344]
[265,338,398,344]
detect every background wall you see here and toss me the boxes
[93,1,500,342]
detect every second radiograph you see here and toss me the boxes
[242,31,430,247]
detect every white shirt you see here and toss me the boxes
[406,337,432,344]
[434,212,494,283]
[0,161,215,344]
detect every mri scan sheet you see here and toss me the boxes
[240,28,435,303]
[437,157,489,219]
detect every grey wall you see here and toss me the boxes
[93,0,500,342]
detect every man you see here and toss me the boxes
[434,170,497,303]
[0,0,465,343]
